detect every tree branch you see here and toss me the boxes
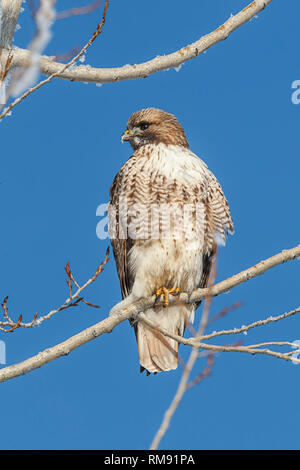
[0,0,109,120]
[10,0,57,97]
[0,0,22,48]
[0,0,273,85]
[0,243,299,384]
[55,1,102,21]
[201,306,300,341]
[138,308,300,366]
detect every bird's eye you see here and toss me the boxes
[139,122,150,131]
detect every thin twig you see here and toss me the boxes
[56,1,102,20]
[207,301,243,325]
[201,307,300,342]
[186,355,215,390]
[0,247,109,331]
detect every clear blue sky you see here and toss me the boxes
[1,0,299,450]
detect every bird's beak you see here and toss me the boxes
[121,129,131,143]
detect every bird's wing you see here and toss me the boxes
[195,167,234,307]
[108,168,135,299]
[207,169,234,241]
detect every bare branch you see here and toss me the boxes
[207,301,243,325]
[0,0,23,48]
[0,0,23,104]
[0,0,109,120]
[201,306,300,342]
[52,46,81,64]
[56,1,102,20]
[125,244,300,315]
[136,306,300,365]
[11,0,56,97]
[0,1,273,85]
[186,355,214,390]
[0,244,299,384]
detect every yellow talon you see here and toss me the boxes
[155,287,181,307]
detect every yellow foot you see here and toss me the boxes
[155,287,181,307]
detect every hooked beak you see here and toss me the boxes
[121,127,143,143]
[121,129,131,143]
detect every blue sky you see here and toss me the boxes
[0,0,299,450]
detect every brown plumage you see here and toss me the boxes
[108,108,233,374]
[125,108,189,149]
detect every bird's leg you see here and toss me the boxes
[155,287,181,307]
[109,294,135,316]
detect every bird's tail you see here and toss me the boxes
[136,305,194,374]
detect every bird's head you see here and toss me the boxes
[121,108,189,150]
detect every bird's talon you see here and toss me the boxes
[172,287,181,296]
[155,287,180,307]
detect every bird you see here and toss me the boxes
[108,108,233,375]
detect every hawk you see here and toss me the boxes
[108,108,233,374]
